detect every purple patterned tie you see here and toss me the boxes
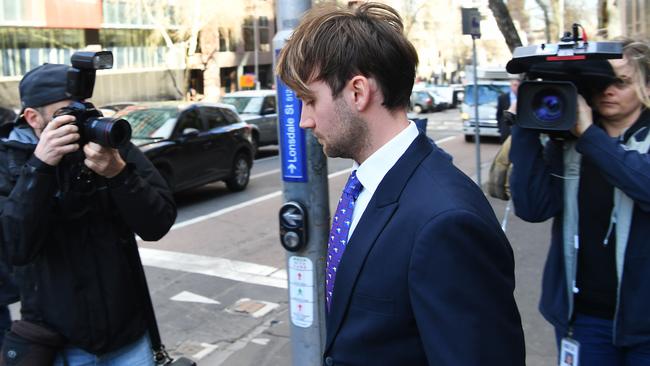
[326,170,363,312]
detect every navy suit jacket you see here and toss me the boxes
[324,133,525,366]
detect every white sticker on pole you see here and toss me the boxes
[288,256,314,328]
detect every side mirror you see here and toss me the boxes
[182,127,200,136]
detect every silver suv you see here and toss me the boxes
[220,90,278,152]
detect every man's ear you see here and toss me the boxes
[348,75,373,112]
[22,107,43,130]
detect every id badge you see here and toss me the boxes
[559,337,580,366]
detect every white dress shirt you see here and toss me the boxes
[348,121,420,238]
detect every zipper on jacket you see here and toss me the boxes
[603,214,616,246]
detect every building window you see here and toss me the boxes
[243,16,254,51]
[243,16,270,52]
[218,28,236,52]
[219,28,227,51]
[0,0,37,23]
[103,0,181,28]
[259,16,270,52]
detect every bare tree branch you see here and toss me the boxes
[487,0,523,53]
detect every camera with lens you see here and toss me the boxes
[506,24,623,132]
[53,51,131,148]
[53,51,132,194]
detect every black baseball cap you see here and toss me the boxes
[17,63,71,122]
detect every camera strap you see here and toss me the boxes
[127,239,197,365]
[125,238,173,364]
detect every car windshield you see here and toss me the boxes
[464,85,510,106]
[118,107,179,139]
[221,96,263,114]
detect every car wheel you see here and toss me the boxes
[225,153,251,191]
[413,104,423,114]
[464,134,475,143]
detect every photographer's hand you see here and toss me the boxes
[83,142,126,178]
[572,95,593,137]
[33,115,79,166]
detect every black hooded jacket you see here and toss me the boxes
[0,123,177,354]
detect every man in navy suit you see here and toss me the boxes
[277,3,525,365]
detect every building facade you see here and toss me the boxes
[0,0,275,109]
[620,0,650,39]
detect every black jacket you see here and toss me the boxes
[0,124,176,354]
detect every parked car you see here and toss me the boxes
[409,90,437,114]
[98,102,138,117]
[430,86,454,109]
[220,90,278,152]
[115,101,255,193]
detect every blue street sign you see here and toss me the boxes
[277,77,307,182]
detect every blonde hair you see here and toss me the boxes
[620,38,650,108]
[275,2,418,110]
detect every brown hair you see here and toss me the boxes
[619,38,650,108]
[276,2,418,110]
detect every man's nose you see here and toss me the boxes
[299,110,314,129]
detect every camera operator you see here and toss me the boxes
[510,39,650,365]
[0,63,176,364]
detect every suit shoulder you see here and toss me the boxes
[406,154,494,217]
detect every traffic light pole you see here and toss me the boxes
[472,35,481,187]
[274,1,329,365]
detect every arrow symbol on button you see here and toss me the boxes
[282,209,302,226]
[287,163,297,173]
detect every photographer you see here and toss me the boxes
[0,63,176,364]
[510,39,650,365]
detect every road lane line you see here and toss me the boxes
[250,168,281,180]
[171,136,454,230]
[170,191,282,231]
[139,247,288,289]
[434,135,457,144]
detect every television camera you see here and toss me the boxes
[506,24,623,132]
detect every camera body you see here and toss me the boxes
[506,25,623,132]
[54,51,131,148]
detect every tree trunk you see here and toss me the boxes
[597,0,609,38]
[488,0,523,53]
[534,0,552,42]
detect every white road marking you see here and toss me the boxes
[169,191,282,231]
[139,248,288,289]
[149,136,459,289]
[251,301,279,318]
[170,136,456,231]
[434,135,457,144]
[250,168,281,180]
[250,338,270,346]
[170,291,221,305]
[192,343,220,360]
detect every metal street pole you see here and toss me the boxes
[472,35,481,187]
[274,1,328,365]
[254,1,260,90]
[461,7,482,187]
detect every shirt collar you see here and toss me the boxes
[353,121,419,197]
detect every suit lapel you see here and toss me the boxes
[325,133,433,351]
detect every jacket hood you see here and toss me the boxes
[2,123,38,149]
